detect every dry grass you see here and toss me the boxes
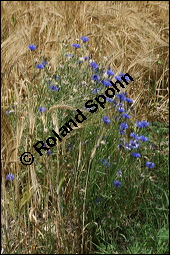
[1,1,169,253]
[2,1,169,117]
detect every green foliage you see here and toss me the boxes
[3,38,169,254]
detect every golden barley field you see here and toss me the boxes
[1,1,169,254]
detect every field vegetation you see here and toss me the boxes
[1,1,169,254]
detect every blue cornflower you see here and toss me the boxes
[131,152,141,158]
[107,69,114,76]
[106,97,115,103]
[121,113,130,119]
[80,36,89,42]
[146,162,155,168]
[84,56,90,60]
[36,64,44,69]
[129,140,140,149]
[38,106,47,112]
[117,103,123,107]
[28,44,36,50]
[101,159,110,167]
[113,180,121,187]
[83,106,94,112]
[47,150,52,156]
[115,75,122,81]
[120,123,128,130]
[124,76,131,82]
[130,132,140,140]
[119,72,124,77]
[116,170,122,177]
[139,135,148,142]
[136,121,150,128]
[120,74,131,82]
[90,62,98,69]
[72,43,81,48]
[6,174,14,181]
[117,107,125,113]
[49,85,59,91]
[6,110,14,115]
[119,129,126,135]
[42,61,48,66]
[43,143,49,148]
[92,74,100,81]
[103,116,111,124]
[124,143,131,150]
[117,93,127,102]
[126,98,133,103]
[92,88,100,94]
[84,140,89,144]
[65,54,73,57]
[101,80,112,87]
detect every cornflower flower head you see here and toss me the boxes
[136,120,150,128]
[92,74,100,81]
[101,80,112,87]
[119,72,124,77]
[84,56,90,61]
[38,106,47,112]
[65,54,73,58]
[131,152,141,158]
[101,159,110,167]
[72,43,81,48]
[117,93,127,102]
[121,74,131,82]
[80,36,89,42]
[6,174,14,181]
[83,106,94,112]
[90,61,98,69]
[117,107,125,113]
[106,69,114,76]
[6,110,15,115]
[103,116,111,125]
[120,122,128,130]
[121,113,130,119]
[92,88,100,94]
[28,44,36,50]
[106,97,115,103]
[119,129,126,135]
[49,85,60,91]
[115,75,122,81]
[146,162,155,168]
[124,143,131,150]
[113,180,121,187]
[139,135,148,142]
[130,132,140,140]
[47,150,52,156]
[126,98,133,104]
[129,140,140,149]
[36,64,44,69]
[116,170,122,177]
[42,61,48,66]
